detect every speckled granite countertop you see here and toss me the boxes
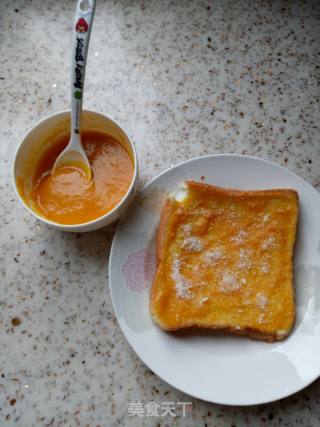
[1,0,320,426]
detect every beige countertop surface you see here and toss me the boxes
[1,0,320,425]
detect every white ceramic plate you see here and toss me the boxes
[109,155,320,405]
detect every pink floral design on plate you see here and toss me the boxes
[122,249,156,291]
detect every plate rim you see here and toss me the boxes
[108,153,320,406]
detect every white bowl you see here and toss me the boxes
[13,110,138,232]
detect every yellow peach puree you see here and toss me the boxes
[30,130,134,224]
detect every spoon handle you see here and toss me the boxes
[70,0,96,137]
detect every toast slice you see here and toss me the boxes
[150,181,299,342]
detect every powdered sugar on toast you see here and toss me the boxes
[219,271,242,292]
[171,258,192,299]
[256,292,268,309]
[182,236,204,252]
[203,248,224,264]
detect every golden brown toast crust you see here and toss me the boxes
[186,180,299,200]
[150,181,299,342]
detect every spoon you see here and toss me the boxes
[52,0,96,180]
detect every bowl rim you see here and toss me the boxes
[12,109,138,230]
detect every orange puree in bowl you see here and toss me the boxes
[30,130,134,225]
